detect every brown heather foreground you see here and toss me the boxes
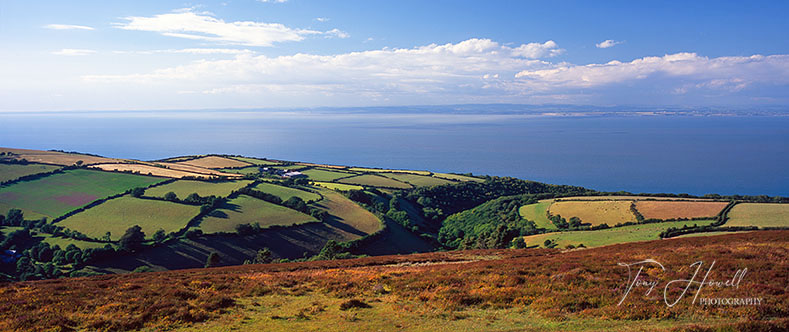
[0,231,787,332]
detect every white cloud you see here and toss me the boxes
[43,24,94,31]
[83,38,553,96]
[514,53,789,92]
[114,48,253,55]
[315,17,330,22]
[511,40,564,58]
[80,38,789,105]
[596,39,623,49]
[52,49,96,56]
[116,9,348,47]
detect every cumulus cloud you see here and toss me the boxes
[596,39,622,48]
[83,38,554,96]
[514,53,789,91]
[114,48,253,55]
[81,38,789,104]
[43,24,94,30]
[115,9,348,47]
[511,40,564,58]
[52,49,96,56]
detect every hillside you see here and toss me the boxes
[1,147,787,282]
[0,231,786,331]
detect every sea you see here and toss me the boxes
[1,108,787,196]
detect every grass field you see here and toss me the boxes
[295,162,348,169]
[56,196,200,240]
[145,180,253,199]
[0,163,61,183]
[675,231,751,238]
[432,172,486,182]
[0,226,107,250]
[548,200,636,226]
[0,164,60,182]
[0,147,127,166]
[726,203,789,228]
[218,166,260,176]
[174,156,252,169]
[0,169,164,219]
[348,167,431,175]
[337,174,412,189]
[90,163,226,179]
[313,188,382,235]
[230,156,280,165]
[555,196,712,201]
[197,195,317,234]
[300,168,355,182]
[311,182,364,191]
[381,173,453,187]
[523,219,717,248]
[252,182,321,202]
[154,162,243,178]
[518,200,556,230]
[634,200,728,220]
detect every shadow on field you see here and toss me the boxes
[91,221,364,272]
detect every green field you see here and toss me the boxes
[337,174,412,189]
[218,166,261,176]
[432,172,485,182]
[675,231,751,238]
[230,157,280,165]
[311,181,364,191]
[0,169,164,219]
[726,203,789,228]
[518,200,556,230]
[300,168,354,182]
[56,196,200,240]
[0,163,61,183]
[523,219,717,248]
[381,173,453,187]
[252,182,321,202]
[0,226,107,250]
[197,195,316,233]
[348,167,431,175]
[145,180,253,199]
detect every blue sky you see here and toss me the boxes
[1,0,788,111]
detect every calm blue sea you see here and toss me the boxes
[1,110,787,196]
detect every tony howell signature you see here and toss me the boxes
[617,259,761,307]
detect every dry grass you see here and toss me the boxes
[0,231,785,331]
[726,203,789,228]
[90,163,224,179]
[634,201,728,220]
[548,200,636,226]
[295,162,348,169]
[0,147,127,166]
[348,167,431,175]
[154,162,242,178]
[175,156,253,169]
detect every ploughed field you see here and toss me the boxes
[0,231,785,332]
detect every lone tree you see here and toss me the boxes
[205,252,220,268]
[152,229,167,244]
[130,187,145,198]
[164,192,178,202]
[118,225,146,252]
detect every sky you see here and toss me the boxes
[1,0,788,111]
